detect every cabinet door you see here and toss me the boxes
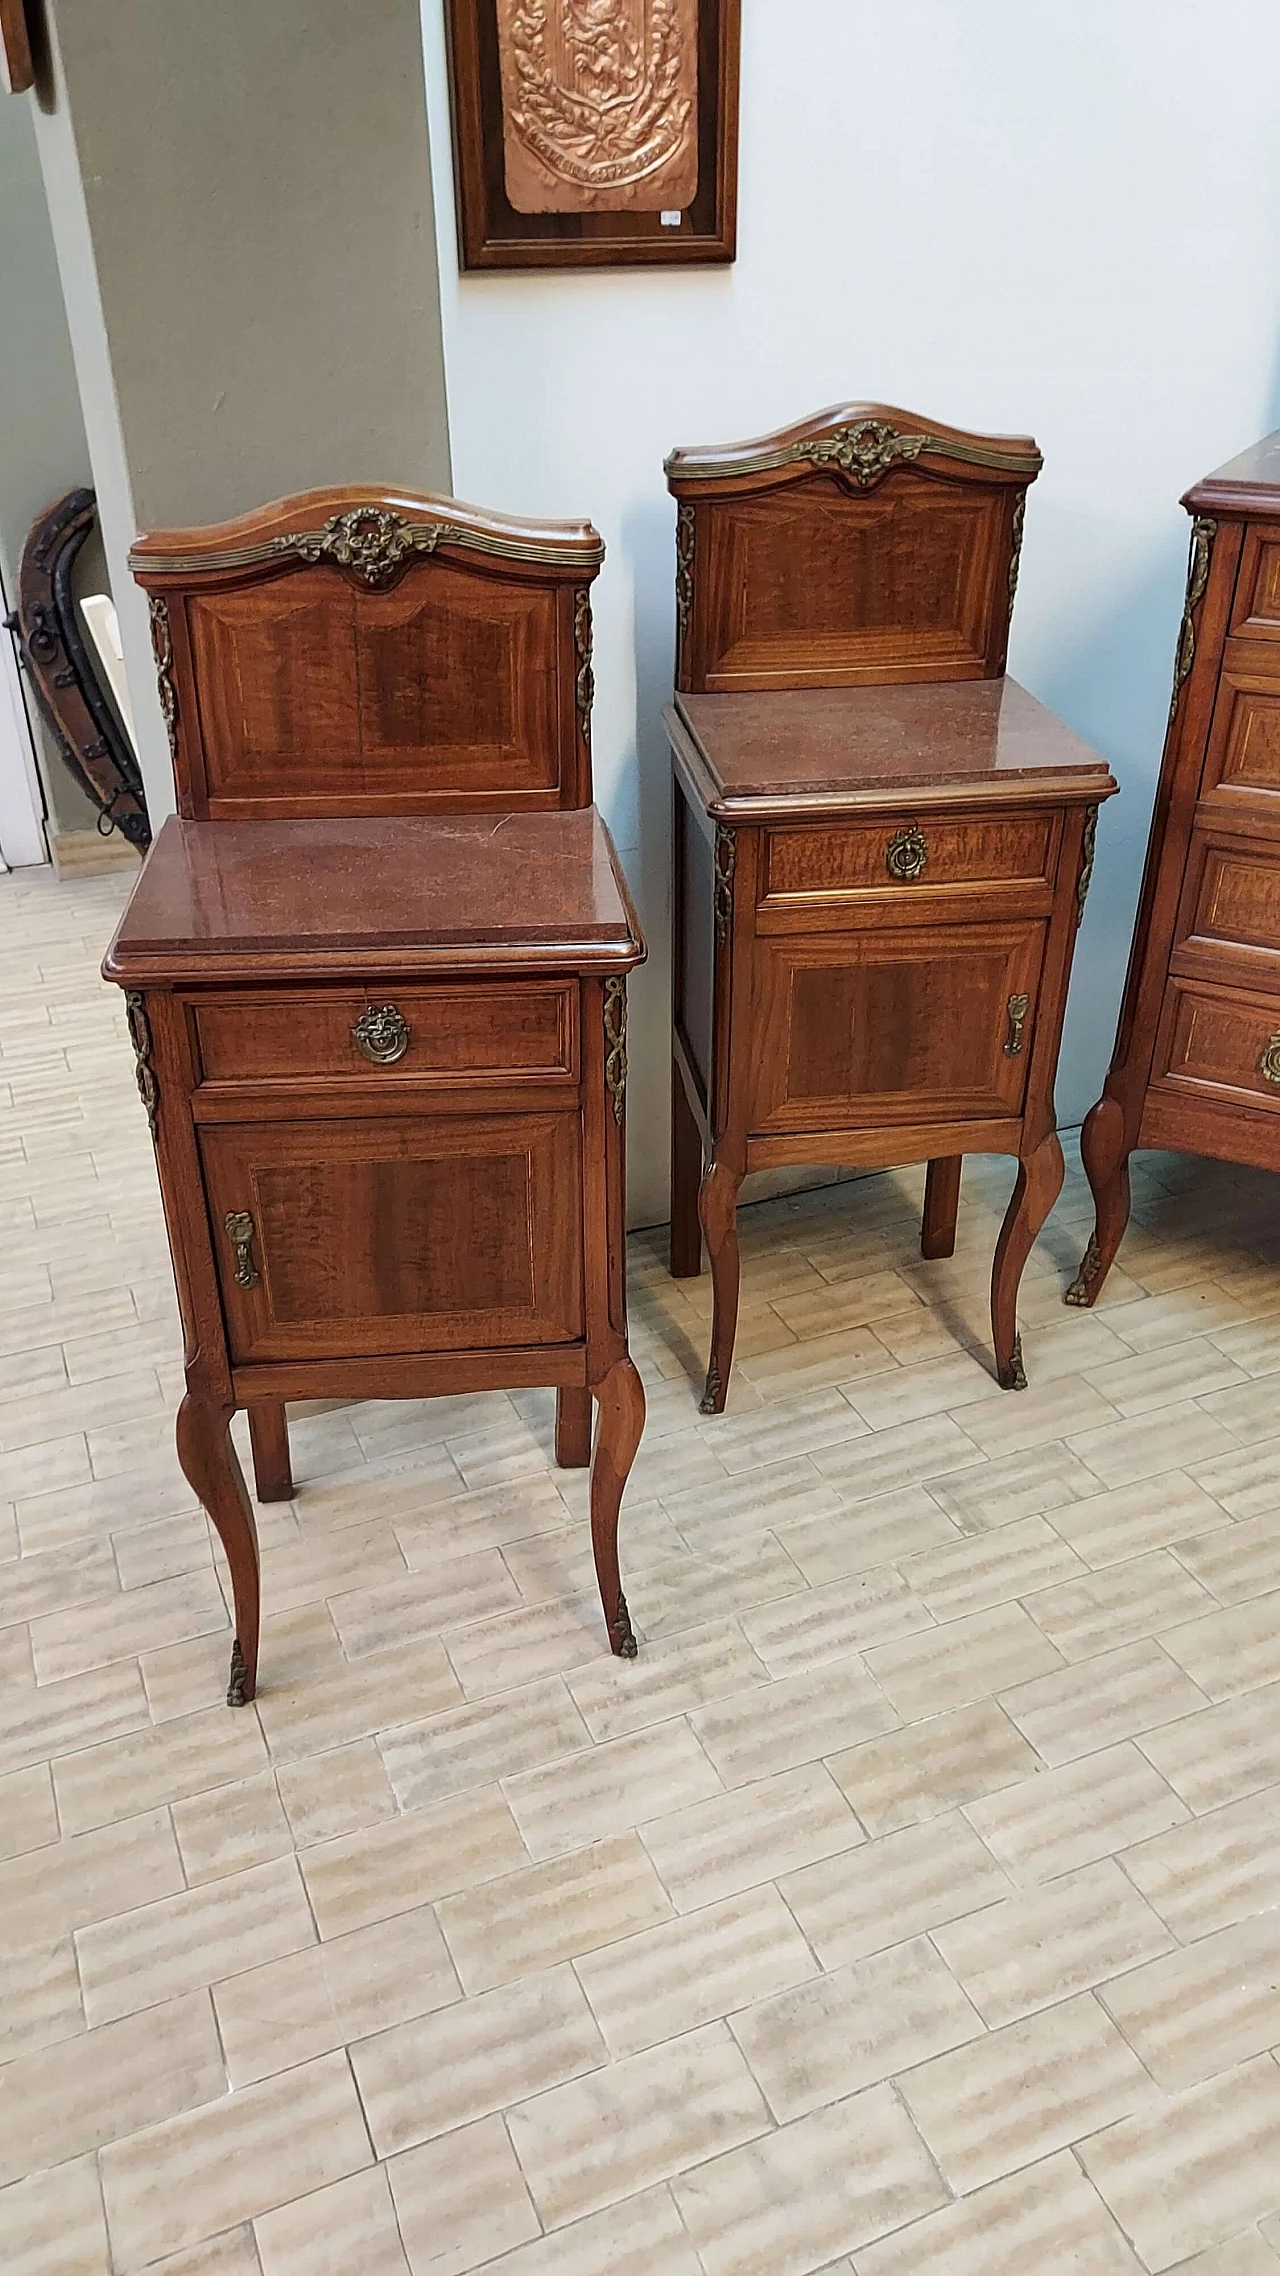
[200,1113,583,1362]
[748,920,1046,1134]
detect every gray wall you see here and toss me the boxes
[0,97,97,834]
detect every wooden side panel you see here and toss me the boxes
[747,919,1046,1134]
[199,1113,584,1360]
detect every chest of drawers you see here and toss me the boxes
[1071,432,1280,1301]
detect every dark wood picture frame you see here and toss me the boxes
[443,0,739,271]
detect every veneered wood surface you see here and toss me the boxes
[673,680,1113,814]
[1184,426,1280,516]
[190,980,577,1089]
[104,811,643,983]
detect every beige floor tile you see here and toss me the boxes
[0,1804,183,1946]
[76,1853,316,2025]
[0,1430,92,1501]
[901,1991,1157,2193]
[955,1376,1121,1461]
[30,1566,227,1684]
[0,1758,57,1859]
[101,2049,372,2269]
[1202,1376,1280,1443]
[112,1510,213,1592]
[864,1600,1064,1720]
[923,1441,1102,1533]
[672,2084,948,2275]
[639,1762,863,1911]
[507,2022,771,2230]
[499,1501,683,1607]
[900,1514,1086,1621]
[966,1742,1189,1883]
[661,1457,843,1557]
[505,1718,724,1859]
[842,1349,998,1431]
[327,1554,522,1660]
[1122,1790,1280,1940]
[1193,1438,1280,1522]
[134,2227,262,2276]
[1161,1591,1280,1701]
[853,2149,1143,2273]
[780,1809,1012,1967]
[1050,1472,1235,1567]
[1025,1551,1217,1659]
[0,2154,110,2276]
[1079,2055,1280,2271]
[770,1272,924,1339]
[812,1411,985,1500]
[387,2118,539,2276]
[1069,1403,1240,1491]
[437,1832,671,1995]
[0,1932,83,2063]
[394,1475,575,1564]
[215,1904,459,2086]
[0,1990,224,2188]
[827,1698,1043,1835]
[731,1934,981,2122]
[690,1657,899,1786]
[1084,1338,1249,1418]
[52,1701,268,1835]
[776,1486,960,1584]
[1173,1516,1280,1605]
[352,1965,604,2157]
[737,1569,932,1675]
[736,1325,896,1399]
[566,1620,769,1743]
[1107,1284,1250,1353]
[275,1735,397,1846]
[257,2165,409,2275]
[143,1603,342,1725]
[932,1857,1172,2025]
[378,1678,589,1812]
[1000,1638,1210,1764]
[257,1635,463,1766]
[0,1655,150,1777]
[443,2181,702,2276]
[574,1884,818,2059]
[626,1540,807,1640]
[172,1770,294,1883]
[1262,2215,1280,2258]
[445,1594,606,1697]
[300,1784,528,1939]
[1100,1911,1280,2088]
[1139,1682,1280,1812]
[0,1532,119,1625]
[1165,2236,1280,2274]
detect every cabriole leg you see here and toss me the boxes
[697,1158,743,1415]
[247,1401,293,1502]
[991,1132,1065,1389]
[176,1392,261,1705]
[1067,1095,1132,1307]
[555,1385,593,1469]
[921,1156,962,1260]
[589,1356,645,1657]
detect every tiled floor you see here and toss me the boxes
[3,861,1280,2275]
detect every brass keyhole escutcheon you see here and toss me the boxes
[886,824,928,882]
[1259,1033,1280,1086]
[352,1003,411,1064]
[224,1210,259,1289]
[1005,993,1030,1058]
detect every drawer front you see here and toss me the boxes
[200,1113,583,1362]
[1173,833,1280,984]
[191,983,577,1088]
[1152,977,1280,1116]
[748,919,1046,1135]
[763,813,1056,908]
[1198,643,1280,812]
[1230,527,1280,644]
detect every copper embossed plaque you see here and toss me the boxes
[495,0,698,214]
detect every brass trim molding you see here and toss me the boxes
[131,512,606,579]
[1007,491,1027,606]
[713,824,736,944]
[574,588,594,749]
[1076,804,1099,927]
[603,976,627,1124]
[125,989,159,1141]
[667,422,1043,487]
[675,502,695,646]
[1168,515,1217,726]
[148,597,179,763]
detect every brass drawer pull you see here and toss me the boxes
[225,1210,259,1288]
[352,1003,411,1064]
[1004,993,1030,1057]
[1260,1033,1280,1085]
[886,825,928,882]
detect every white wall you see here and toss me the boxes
[421,0,1280,1227]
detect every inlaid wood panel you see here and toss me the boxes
[185,566,564,815]
[1230,528,1280,642]
[190,983,577,1090]
[747,921,1046,1135]
[763,812,1056,905]
[1174,835,1280,985]
[1199,652,1280,805]
[689,479,1010,692]
[199,1113,584,1362]
[1151,976,1280,1116]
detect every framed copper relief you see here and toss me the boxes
[444,0,739,270]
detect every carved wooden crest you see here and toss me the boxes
[495,0,698,213]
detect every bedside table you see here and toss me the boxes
[665,405,1117,1409]
[107,490,646,1704]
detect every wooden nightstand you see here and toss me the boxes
[665,405,1117,1409]
[105,490,646,1705]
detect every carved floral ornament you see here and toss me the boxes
[269,508,457,587]
[795,420,933,488]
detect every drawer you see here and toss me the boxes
[1151,976,1280,1116]
[1229,527,1280,644]
[190,982,577,1088]
[748,918,1046,1135]
[761,811,1057,914]
[1198,644,1280,811]
[200,1113,584,1363]
[1172,832,1280,986]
